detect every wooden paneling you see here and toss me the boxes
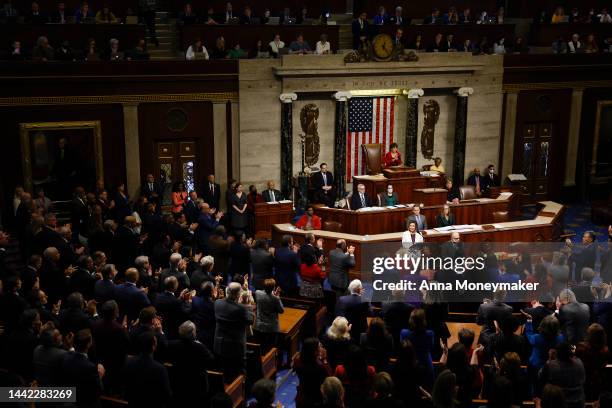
[503,54,612,85]
[0,104,125,223]
[179,24,340,51]
[315,198,511,235]
[138,102,214,195]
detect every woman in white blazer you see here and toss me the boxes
[402,220,424,248]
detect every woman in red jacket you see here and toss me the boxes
[298,233,326,298]
[383,142,402,168]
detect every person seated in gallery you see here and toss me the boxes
[467,168,483,196]
[482,164,500,191]
[289,34,312,54]
[262,180,283,203]
[436,204,455,227]
[406,205,427,232]
[295,206,322,230]
[402,220,423,248]
[383,143,402,168]
[350,183,372,210]
[380,185,399,206]
[312,162,335,207]
[429,157,445,173]
[445,179,460,203]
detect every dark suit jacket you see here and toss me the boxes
[558,301,590,344]
[68,267,95,300]
[141,181,164,201]
[202,182,221,209]
[328,248,355,290]
[482,173,500,190]
[124,353,172,407]
[351,192,372,209]
[262,189,283,202]
[274,246,300,292]
[70,197,90,235]
[312,171,335,193]
[154,291,191,339]
[196,213,219,250]
[467,174,483,189]
[33,344,67,386]
[167,338,214,403]
[477,301,513,335]
[336,294,371,339]
[251,248,274,290]
[114,282,151,323]
[112,225,140,271]
[351,19,369,47]
[158,268,190,293]
[436,214,455,227]
[183,200,199,224]
[406,214,428,231]
[570,243,597,277]
[58,307,92,336]
[60,352,102,406]
[213,298,254,356]
[91,318,129,375]
[208,234,231,277]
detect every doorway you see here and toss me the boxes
[515,122,553,203]
[155,141,197,206]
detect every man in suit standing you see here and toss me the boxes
[273,235,300,296]
[336,279,371,340]
[251,240,274,290]
[114,268,150,323]
[124,331,172,407]
[352,12,369,49]
[60,329,103,407]
[557,288,590,344]
[312,163,335,207]
[568,231,597,281]
[406,205,427,232]
[214,282,254,381]
[466,168,483,196]
[94,264,117,308]
[202,174,221,210]
[476,289,513,344]
[438,232,465,283]
[154,276,192,339]
[141,173,164,209]
[482,164,500,191]
[196,203,223,253]
[70,187,90,239]
[262,180,283,203]
[328,239,355,297]
[183,191,200,224]
[350,183,372,210]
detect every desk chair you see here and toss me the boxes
[492,210,509,223]
[459,185,477,200]
[361,143,382,175]
[323,221,342,232]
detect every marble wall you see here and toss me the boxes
[238,54,504,191]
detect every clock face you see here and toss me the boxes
[372,34,394,60]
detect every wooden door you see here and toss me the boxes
[517,122,553,203]
[155,141,197,206]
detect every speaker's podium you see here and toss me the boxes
[254,201,294,239]
[382,166,421,178]
[353,166,442,204]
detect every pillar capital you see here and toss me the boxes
[279,93,298,103]
[333,91,352,102]
[404,88,424,99]
[456,87,474,97]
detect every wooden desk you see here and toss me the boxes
[279,307,307,362]
[272,201,564,278]
[382,167,421,178]
[353,174,441,203]
[315,195,511,235]
[254,201,293,239]
[413,188,449,206]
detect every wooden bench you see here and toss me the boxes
[247,342,278,380]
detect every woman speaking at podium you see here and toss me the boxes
[384,143,402,168]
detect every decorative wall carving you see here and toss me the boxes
[299,103,320,168]
[420,99,440,159]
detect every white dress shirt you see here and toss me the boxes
[269,40,285,54]
[186,45,210,60]
[315,41,331,55]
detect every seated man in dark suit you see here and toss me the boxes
[406,205,427,232]
[60,329,103,407]
[312,163,335,207]
[124,331,172,407]
[202,174,221,210]
[476,289,513,344]
[141,173,164,209]
[445,179,460,203]
[336,279,371,340]
[466,168,483,196]
[482,164,500,191]
[350,183,372,210]
[262,180,283,203]
[214,282,254,381]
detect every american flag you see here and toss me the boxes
[346,97,395,182]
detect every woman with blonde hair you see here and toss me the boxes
[321,316,352,369]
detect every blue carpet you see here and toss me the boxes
[562,203,609,242]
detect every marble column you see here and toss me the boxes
[212,101,229,210]
[502,91,518,179]
[404,88,424,168]
[122,103,141,199]
[333,91,351,201]
[452,87,474,186]
[565,88,584,187]
[279,93,297,202]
